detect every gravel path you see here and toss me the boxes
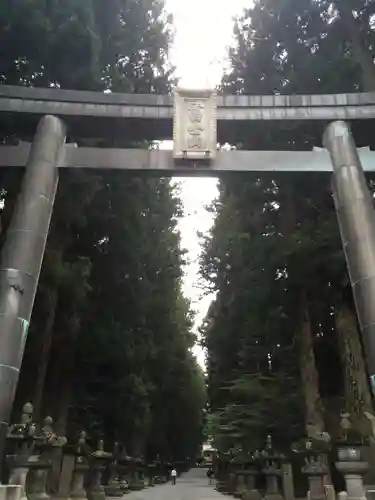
[122,467,223,500]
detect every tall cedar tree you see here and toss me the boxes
[0,0,205,461]
[201,0,375,451]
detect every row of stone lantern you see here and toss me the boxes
[4,403,176,500]
[214,436,289,500]
[293,413,369,500]
[213,413,371,500]
[6,402,67,500]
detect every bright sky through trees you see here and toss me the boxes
[165,0,251,367]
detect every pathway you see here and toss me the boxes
[123,467,223,500]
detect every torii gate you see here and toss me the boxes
[0,85,374,457]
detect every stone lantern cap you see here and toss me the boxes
[334,413,369,448]
[291,435,330,476]
[91,439,112,460]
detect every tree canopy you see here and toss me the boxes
[0,0,205,462]
[200,0,375,453]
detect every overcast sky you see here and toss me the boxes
[164,0,251,367]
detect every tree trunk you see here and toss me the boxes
[33,287,59,419]
[132,436,144,458]
[298,294,325,432]
[49,313,81,436]
[283,185,326,434]
[335,302,373,435]
[298,295,332,485]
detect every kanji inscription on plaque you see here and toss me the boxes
[173,89,217,160]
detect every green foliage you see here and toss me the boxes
[0,0,204,461]
[200,175,305,452]
[0,0,173,90]
[201,0,375,452]
[71,175,205,459]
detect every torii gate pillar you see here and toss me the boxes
[324,120,375,391]
[0,115,65,464]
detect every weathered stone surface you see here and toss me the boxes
[0,486,23,500]
[3,85,375,121]
[4,144,375,174]
[173,89,217,160]
[282,463,295,500]
[56,455,75,499]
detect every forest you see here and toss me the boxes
[0,0,205,463]
[0,0,375,468]
[201,0,375,453]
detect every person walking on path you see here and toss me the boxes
[171,468,177,485]
[207,468,214,485]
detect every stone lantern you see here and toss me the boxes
[7,402,39,500]
[231,449,247,499]
[87,440,112,500]
[69,431,91,500]
[292,434,331,500]
[27,415,66,500]
[334,413,369,500]
[242,450,262,500]
[261,435,285,500]
[215,451,231,493]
